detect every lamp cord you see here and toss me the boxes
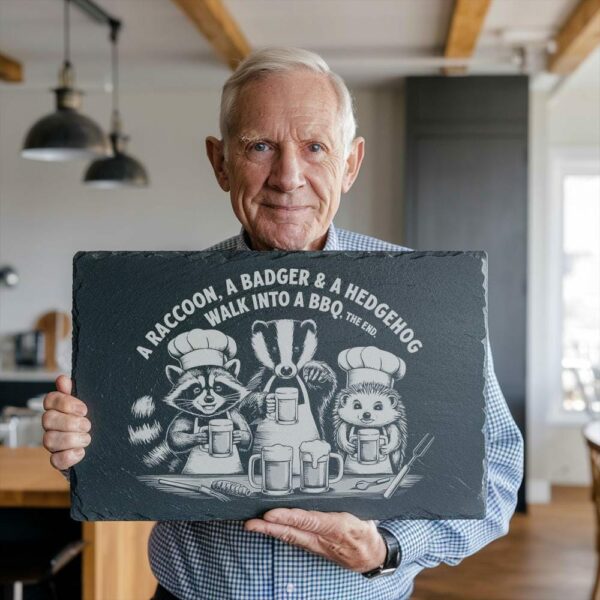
[109,20,121,131]
[111,33,118,116]
[63,0,71,67]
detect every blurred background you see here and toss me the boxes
[0,1,599,599]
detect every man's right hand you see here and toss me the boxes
[42,375,91,470]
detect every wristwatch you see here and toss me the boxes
[361,527,402,579]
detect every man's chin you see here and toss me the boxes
[254,223,320,251]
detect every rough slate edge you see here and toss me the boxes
[69,249,489,522]
[479,251,490,519]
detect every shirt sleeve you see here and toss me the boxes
[377,340,524,569]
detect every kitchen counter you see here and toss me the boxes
[0,447,157,600]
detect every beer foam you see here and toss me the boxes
[210,419,233,429]
[276,387,298,399]
[263,444,293,461]
[300,439,331,468]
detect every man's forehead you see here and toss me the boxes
[231,71,343,141]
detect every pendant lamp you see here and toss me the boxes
[84,21,148,188]
[22,0,110,161]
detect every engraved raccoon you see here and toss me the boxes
[320,381,408,472]
[128,362,253,472]
[239,318,337,434]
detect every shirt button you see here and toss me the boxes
[286,583,295,594]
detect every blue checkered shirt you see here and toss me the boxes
[149,223,524,600]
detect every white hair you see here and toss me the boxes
[219,47,357,156]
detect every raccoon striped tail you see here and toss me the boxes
[128,395,182,473]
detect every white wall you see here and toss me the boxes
[0,85,405,336]
[527,78,600,497]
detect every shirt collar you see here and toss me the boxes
[236,223,339,251]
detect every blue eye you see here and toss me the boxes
[308,143,323,153]
[253,142,268,152]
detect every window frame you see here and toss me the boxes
[547,146,600,424]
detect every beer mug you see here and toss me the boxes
[199,419,233,457]
[299,440,343,494]
[248,444,294,496]
[350,428,386,465]
[268,387,299,425]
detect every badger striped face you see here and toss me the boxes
[251,319,317,378]
[164,366,247,416]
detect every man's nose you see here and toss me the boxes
[268,147,305,192]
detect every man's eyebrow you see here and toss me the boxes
[237,134,262,144]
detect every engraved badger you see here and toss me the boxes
[320,346,407,472]
[239,318,337,435]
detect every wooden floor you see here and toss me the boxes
[412,487,597,600]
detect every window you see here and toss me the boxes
[552,151,600,414]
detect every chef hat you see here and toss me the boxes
[168,328,237,370]
[338,346,406,387]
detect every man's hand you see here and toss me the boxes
[244,508,387,573]
[42,375,91,470]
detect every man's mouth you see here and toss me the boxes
[262,203,312,212]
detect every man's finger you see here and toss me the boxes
[43,430,91,453]
[55,374,72,395]
[262,508,343,539]
[50,448,85,470]
[42,409,90,433]
[244,518,322,553]
[43,391,87,416]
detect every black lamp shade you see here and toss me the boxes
[22,88,111,161]
[84,141,148,188]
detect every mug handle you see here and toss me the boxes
[329,453,344,484]
[199,426,210,452]
[248,454,261,489]
[378,435,387,460]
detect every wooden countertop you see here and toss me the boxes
[0,446,70,507]
[0,446,157,599]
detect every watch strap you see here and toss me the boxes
[361,527,402,579]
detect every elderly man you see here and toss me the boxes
[42,47,523,600]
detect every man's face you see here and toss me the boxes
[206,70,364,251]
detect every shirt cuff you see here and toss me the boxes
[376,519,436,566]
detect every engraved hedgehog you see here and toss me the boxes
[319,346,407,475]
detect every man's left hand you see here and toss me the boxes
[244,509,387,573]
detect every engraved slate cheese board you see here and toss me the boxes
[70,250,488,521]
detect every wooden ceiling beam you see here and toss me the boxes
[0,52,23,83]
[170,0,251,70]
[548,0,600,75]
[443,0,492,75]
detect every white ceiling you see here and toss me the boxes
[0,0,596,91]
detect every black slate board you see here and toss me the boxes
[70,250,488,521]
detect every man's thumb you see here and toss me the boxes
[55,374,73,395]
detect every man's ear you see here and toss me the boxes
[206,136,230,192]
[341,136,365,194]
